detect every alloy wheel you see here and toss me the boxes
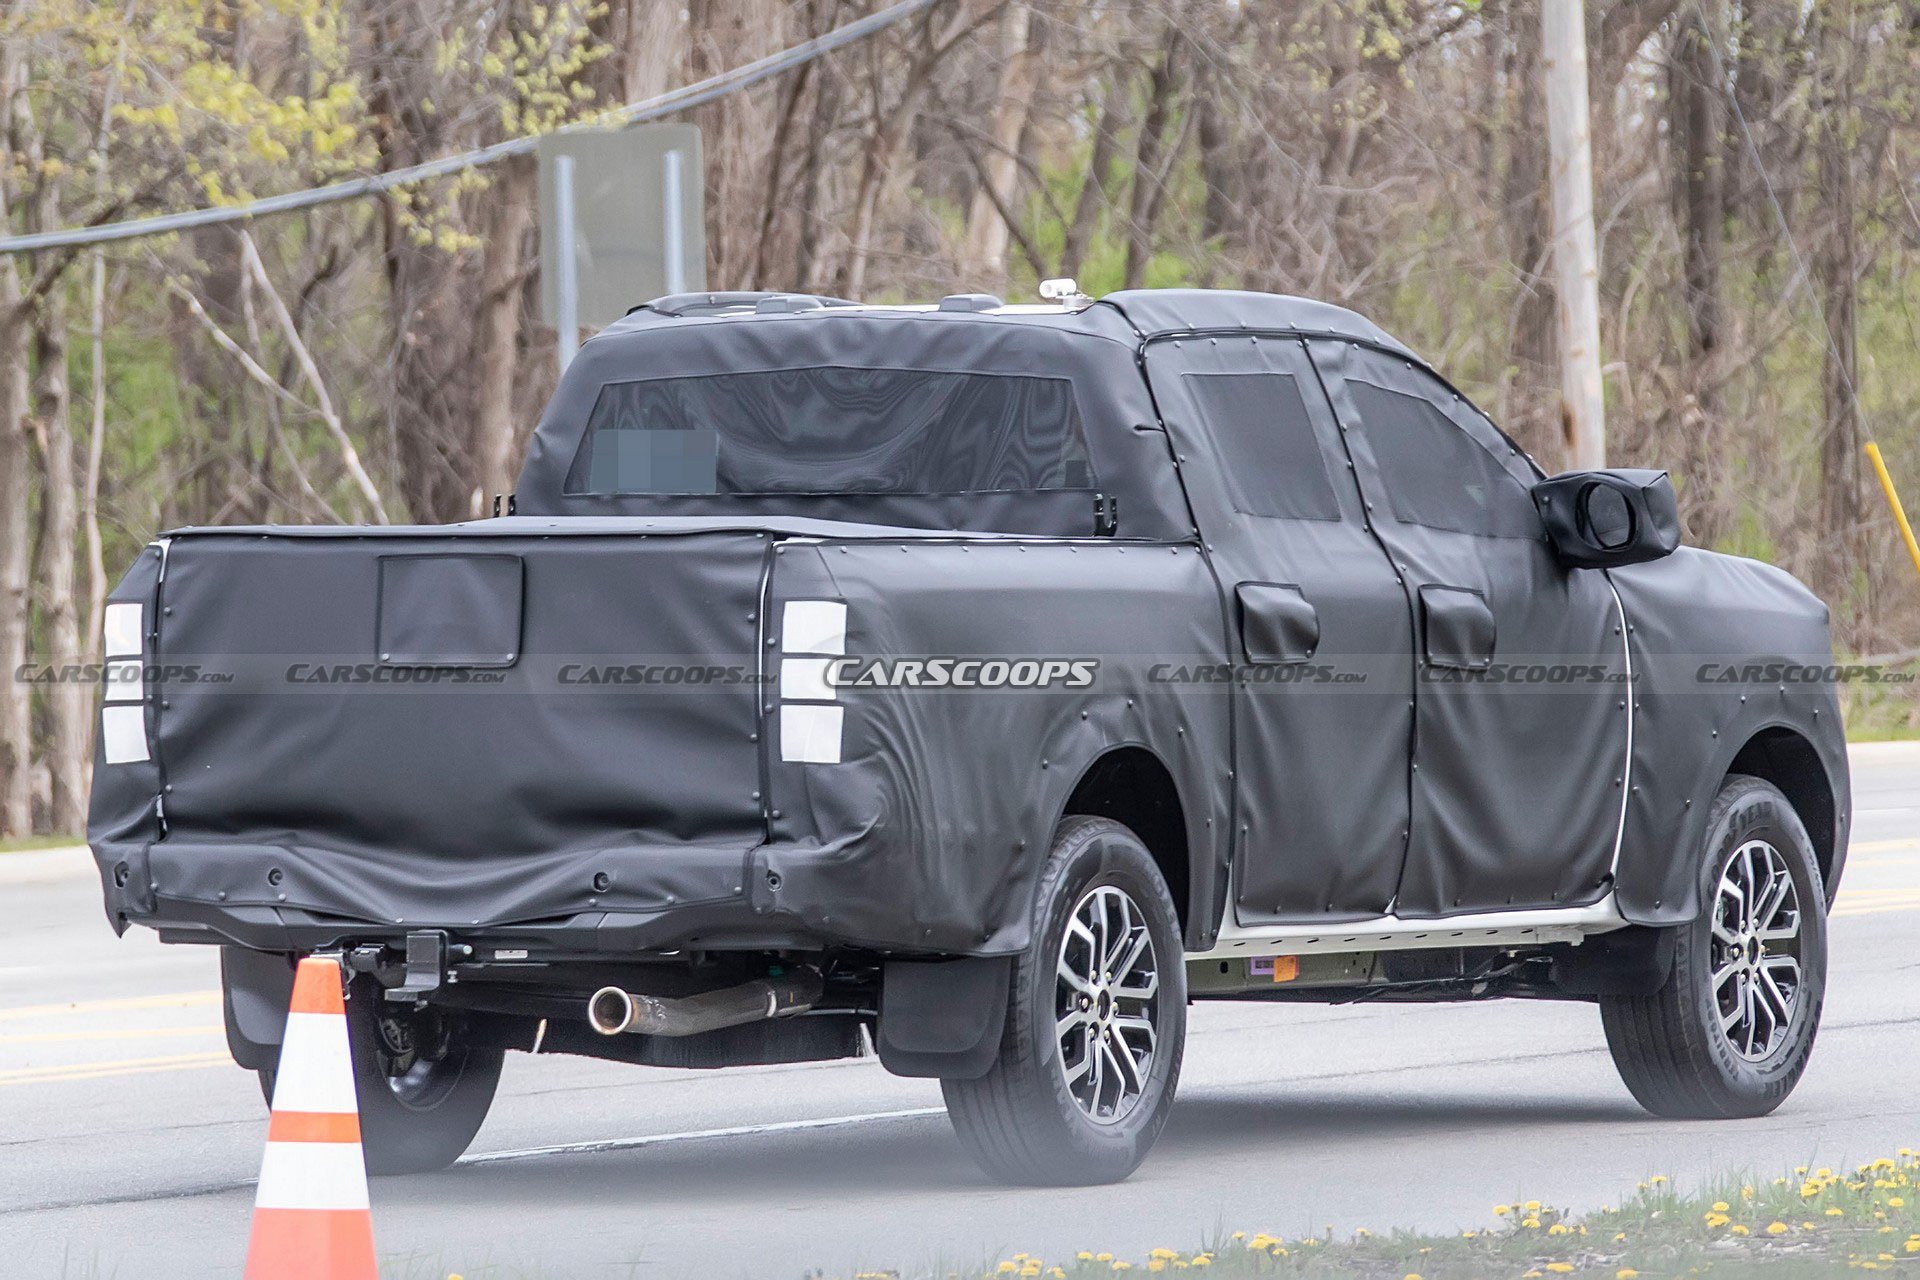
[1055,884,1161,1125]
[1710,838,1804,1062]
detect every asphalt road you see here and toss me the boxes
[3,741,1916,1279]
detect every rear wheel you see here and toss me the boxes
[258,981,503,1174]
[942,816,1186,1185]
[1601,774,1826,1118]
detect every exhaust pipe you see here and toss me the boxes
[587,969,823,1037]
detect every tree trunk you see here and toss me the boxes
[32,285,87,834]
[473,156,535,507]
[1670,8,1728,544]
[1501,4,1561,466]
[960,1,1039,291]
[0,280,30,838]
[1124,31,1183,291]
[1060,74,1128,280]
[1195,67,1234,276]
[1815,0,1863,609]
[0,33,35,836]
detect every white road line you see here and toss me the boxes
[460,1106,947,1166]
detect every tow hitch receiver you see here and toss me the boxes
[344,931,449,1001]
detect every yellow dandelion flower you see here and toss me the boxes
[1547,1267,1574,1275]
[1145,1264,1164,1274]
[1614,1232,1628,1242]
[1149,1251,1178,1261]
[1549,1223,1570,1236]
[1767,1222,1790,1235]
[1525,1200,1542,1212]
[1523,1272,1544,1279]
[1705,1213,1730,1228]
[1731,1225,1750,1237]
[999,1264,1019,1274]
[1521,1217,1541,1229]
[1494,1205,1514,1217]
[1111,1265,1131,1273]
[1618,1271,1640,1279]
[1650,1176,1668,1185]
[1078,1254,1094,1262]
[1892,1198,1907,1208]
[1828,1208,1846,1218]
[1712,1202,1730,1212]
[1907,1240,1920,1254]
[1097,1255,1113,1263]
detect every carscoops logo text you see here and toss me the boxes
[826,657,1098,689]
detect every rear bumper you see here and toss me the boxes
[92,832,995,957]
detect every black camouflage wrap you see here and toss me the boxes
[89,290,1848,960]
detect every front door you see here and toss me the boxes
[1144,336,1414,923]
[1309,340,1631,916]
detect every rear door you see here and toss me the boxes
[1308,341,1630,915]
[1144,336,1413,923]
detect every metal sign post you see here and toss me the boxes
[539,124,705,373]
[553,154,580,372]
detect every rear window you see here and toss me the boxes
[563,366,1094,496]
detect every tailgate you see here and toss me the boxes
[123,528,771,928]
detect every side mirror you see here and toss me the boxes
[1532,468,1681,569]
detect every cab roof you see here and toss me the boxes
[595,287,1420,363]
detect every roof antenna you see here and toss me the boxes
[1038,277,1091,308]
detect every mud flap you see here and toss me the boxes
[221,946,296,1071]
[876,956,1012,1079]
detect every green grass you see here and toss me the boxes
[834,1152,1920,1280]
[1839,656,1920,741]
[0,833,84,853]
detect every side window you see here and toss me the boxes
[1348,379,1537,538]
[1181,372,1341,521]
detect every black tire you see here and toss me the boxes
[942,815,1187,1185]
[1601,774,1827,1119]
[257,981,503,1175]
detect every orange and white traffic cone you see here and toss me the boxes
[243,955,378,1280]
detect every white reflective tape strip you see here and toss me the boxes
[253,1140,371,1211]
[268,1012,360,1114]
[780,703,844,764]
[100,705,149,764]
[781,600,846,655]
[102,658,144,703]
[780,657,837,702]
[103,602,143,657]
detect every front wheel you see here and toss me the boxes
[259,981,503,1175]
[1601,774,1827,1119]
[942,816,1187,1185]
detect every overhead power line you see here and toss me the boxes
[0,0,941,255]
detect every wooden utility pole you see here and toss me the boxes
[1542,0,1607,470]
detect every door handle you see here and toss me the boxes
[1236,582,1320,664]
[1418,584,1495,669]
